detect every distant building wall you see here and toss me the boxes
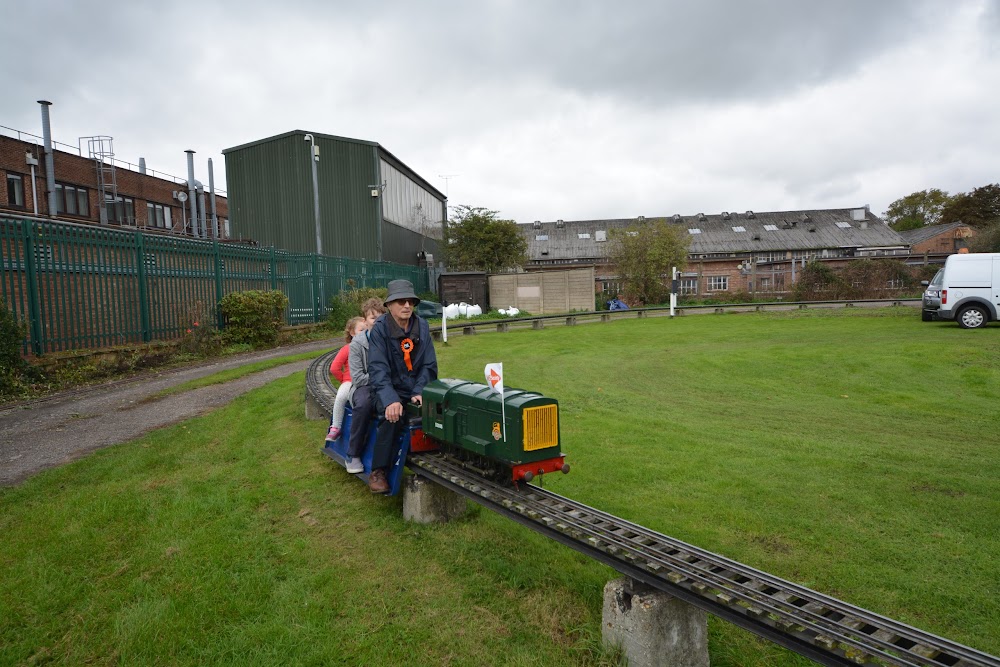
[489,267,595,314]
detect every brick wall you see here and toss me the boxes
[909,225,974,255]
[0,135,228,237]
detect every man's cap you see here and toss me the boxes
[384,279,418,306]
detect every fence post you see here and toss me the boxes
[312,254,320,323]
[135,231,151,342]
[270,246,278,291]
[213,241,225,329]
[20,221,44,355]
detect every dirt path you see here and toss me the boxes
[0,340,338,487]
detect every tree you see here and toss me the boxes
[883,189,953,231]
[608,218,689,306]
[969,221,1000,253]
[444,205,527,273]
[940,183,1000,228]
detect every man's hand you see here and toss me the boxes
[410,395,423,407]
[385,401,403,423]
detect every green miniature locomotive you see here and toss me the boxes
[420,379,569,483]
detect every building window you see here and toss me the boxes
[707,276,729,291]
[763,224,778,231]
[688,228,701,234]
[754,251,786,262]
[54,182,90,217]
[731,226,746,232]
[887,278,904,289]
[595,230,607,242]
[6,173,25,208]
[759,277,771,290]
[680,278,698,295]
[578,232,591,239]
[146,202,173,229]
[835,221,852,229]
[600,280,623,294]
[535,234,548,241]
[105,193,135,225]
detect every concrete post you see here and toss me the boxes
[497,323,509,333]
[532,320,544,330]
[403,476,468,523]
[601,314,610,323]
[602,577,709,667]
[566,316,577,326]
[304,389,326,421]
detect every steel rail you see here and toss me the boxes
[306,354,998,667]
[407,453,998,667]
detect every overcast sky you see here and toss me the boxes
[3,0,998,224]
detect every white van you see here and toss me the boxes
[921,252,1000,328]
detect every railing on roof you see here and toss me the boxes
[1,214,427,355]
[0,125,227,197]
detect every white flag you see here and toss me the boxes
[484,362,504,395]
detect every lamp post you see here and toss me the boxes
[304,134,324,319]
[303,134,322,256]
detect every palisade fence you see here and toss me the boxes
[0,215,428,356]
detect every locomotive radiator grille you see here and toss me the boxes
[523,405,558,451]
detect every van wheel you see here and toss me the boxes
[957,305,988,329]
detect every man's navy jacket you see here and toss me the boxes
[368,313,438,409]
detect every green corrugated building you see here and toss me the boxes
[223,131,445,265]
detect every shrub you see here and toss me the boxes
[176,302,224,357]
[327,286,388,331]
[218,290,289,349]
[0,299,39,399]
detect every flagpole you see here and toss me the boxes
[501,390,506,442]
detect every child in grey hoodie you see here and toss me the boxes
[344,298,385,473]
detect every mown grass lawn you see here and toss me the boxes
[1,307,997,666]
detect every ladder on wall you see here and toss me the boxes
[82,136,118,225]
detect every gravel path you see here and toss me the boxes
[0,340,338,487]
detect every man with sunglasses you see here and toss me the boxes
[366,279,438,493]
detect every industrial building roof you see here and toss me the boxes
[222,129,446,200]
[522,208,907,261]
[897,222,968,246]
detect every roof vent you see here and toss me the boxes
[533,220,541,229]
[860,221,868,230]
[808,226,817,233]
[722,211,731,220]
[637,215,645,221]
[746,210,755,219]
[698,213,707,222]
[672,214,682,222]
[752,234,761,241]
[801,214,812,224]
[556,219,565,228]
[851,208,866,221]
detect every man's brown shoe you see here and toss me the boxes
[368,469,389,494]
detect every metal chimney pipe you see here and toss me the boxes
[197,185,208,240]
[208,158,219,239]
[185,150,197,236]
[138,157,146,174]
[37,101,58,217]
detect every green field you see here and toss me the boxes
[1,307,998,666]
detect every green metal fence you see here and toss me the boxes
[1,215,429,355]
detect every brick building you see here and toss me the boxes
[520,207,913,299]
[898,222,974,257]
[1,129,227,237]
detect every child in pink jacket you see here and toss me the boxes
[325,316,366,441]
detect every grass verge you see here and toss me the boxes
[2,307,997,665]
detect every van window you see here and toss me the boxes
[929,269,944,287]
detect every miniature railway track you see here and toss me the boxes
[306,352,999,667]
